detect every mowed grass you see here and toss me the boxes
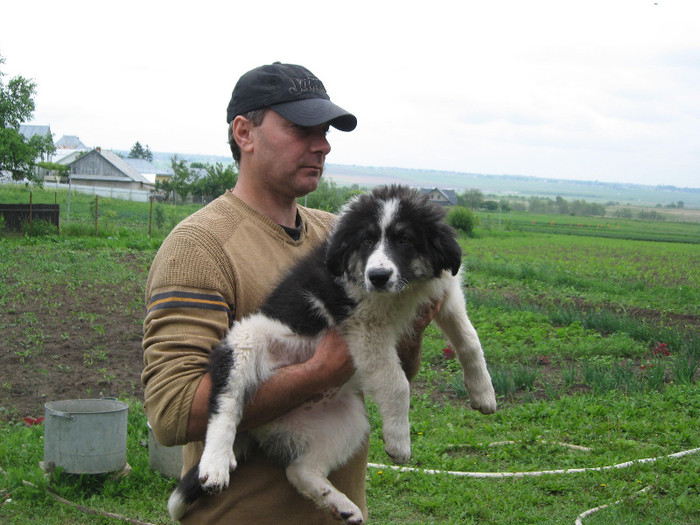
[1,187,698,523]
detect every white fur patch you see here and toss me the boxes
[364,198,401,291]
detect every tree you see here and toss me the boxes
[555,196,569,215]
[128,141,153,162]
[0,52,45,184]
[0,127,36,179]
[0,54,36,129]
[459,188,484,210]
[299,179,357,213]
[166,155,199,202]
[193,162,237,202]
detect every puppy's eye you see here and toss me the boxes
[361,238,373,247]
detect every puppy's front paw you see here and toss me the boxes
[198,449,237,493]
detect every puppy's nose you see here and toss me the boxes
[368,268,393,289]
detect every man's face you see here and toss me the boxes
[251,110,332,199]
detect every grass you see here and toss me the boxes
[1,386,697,524]
[0,184,698,523]
[365,385,699,524]
[479,210,700,244]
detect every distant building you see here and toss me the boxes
[58,148,155,191]
[420,187,458,206]
[121,157,174,185]
[18,124,54,180]
[19,124,52,149]
[54,135,90,160]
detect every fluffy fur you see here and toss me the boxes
[168,185,497,523]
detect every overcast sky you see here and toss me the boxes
[2,0,698,188]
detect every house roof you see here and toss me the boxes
[123,158,158,174]
[19,124,52,139]
[420,187,458,205]
[99,150,151,183]
[55,151,84,165]
[61,148,151,184]
[55,135,88,150]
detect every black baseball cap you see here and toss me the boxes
[226,62,357,132]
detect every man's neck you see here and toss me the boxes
[231,179,299,229]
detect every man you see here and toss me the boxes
[142,62,430,523]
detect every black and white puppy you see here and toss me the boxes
[168,185,497,523]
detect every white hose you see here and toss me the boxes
[368,445,700,523]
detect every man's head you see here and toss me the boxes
[227,63,356,163]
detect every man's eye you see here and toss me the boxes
[294,124,330,136]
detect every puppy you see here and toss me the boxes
[168,185,497,523]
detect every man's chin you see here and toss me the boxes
[296,176,321,199]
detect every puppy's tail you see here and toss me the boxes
[168,464,204,520]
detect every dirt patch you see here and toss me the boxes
[0,277,147,422]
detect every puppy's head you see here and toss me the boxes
[326,185,462,293]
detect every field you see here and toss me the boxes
[0,185,698,524]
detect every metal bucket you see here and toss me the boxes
[44,398,128,474]
[147,421,183,478]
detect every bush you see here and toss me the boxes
[447,206,478,235]
[22,219,58,237]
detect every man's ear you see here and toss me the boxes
[232,115,255,154]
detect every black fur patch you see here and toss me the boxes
[176,464,206,505]
[207,344,235,416]
[261,245,356,335]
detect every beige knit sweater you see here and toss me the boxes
[142,191,368,524]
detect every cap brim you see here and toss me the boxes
[270,98,357,132]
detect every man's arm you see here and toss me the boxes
[187,300,440,441]
[186,329,355,441]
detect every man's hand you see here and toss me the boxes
[304,328,356,389]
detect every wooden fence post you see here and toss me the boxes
[149,196,154,237]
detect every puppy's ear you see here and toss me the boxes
[430,224,463,276]
[325,237,346,276]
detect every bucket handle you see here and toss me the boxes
[49,411,75,421]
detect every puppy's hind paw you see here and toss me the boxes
[383,430,411,464]
[328,499,364,524]
[384,443,411,464]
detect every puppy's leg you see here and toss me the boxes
[198,323,273,493]
[434,278,497,414]
[278,386,368,524]
[356,348,412,464]
[286,460,364,525]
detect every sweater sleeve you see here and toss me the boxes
[141,228,235,447]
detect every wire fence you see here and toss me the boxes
[43,181,152,202]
